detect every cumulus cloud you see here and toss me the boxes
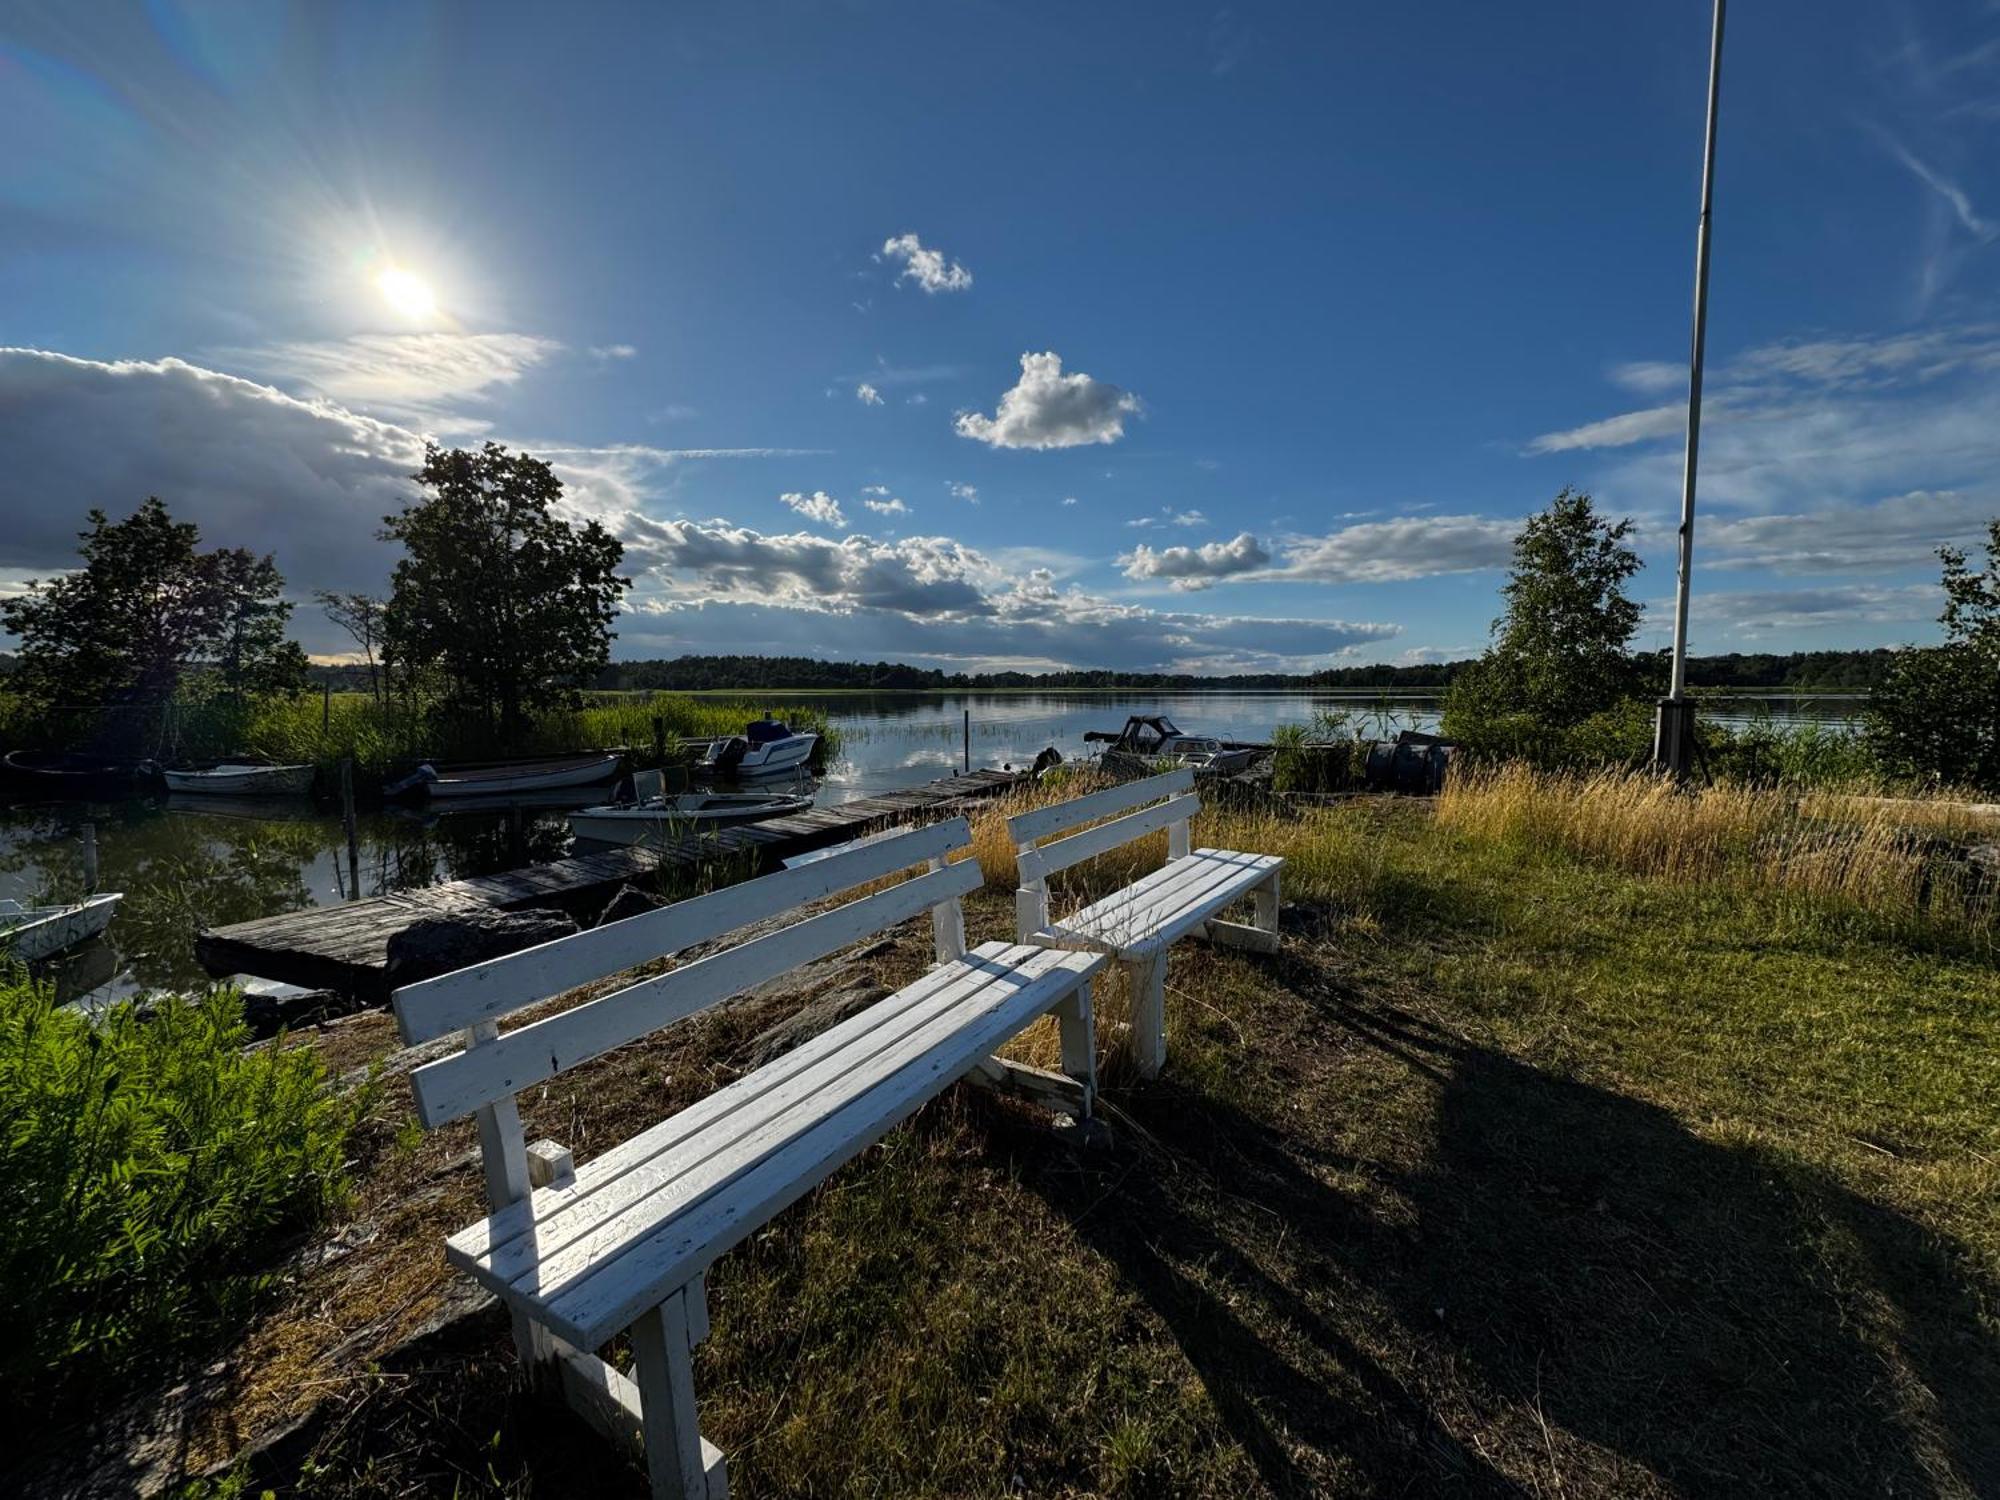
[615,517,1398,672]
[1122,532,1271,591]
[213,332,562,426]
[0,349,420,620]
[856,382,884,406]
[949,482,979,504]
[864,496,909,515]
[779,490,847,528]
[1126,507,1208,530]
[880,232,973,293]
[955,352,1142,450]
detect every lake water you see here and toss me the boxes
[1,689,1864,1005]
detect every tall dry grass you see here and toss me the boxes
[1436,763,1992,945]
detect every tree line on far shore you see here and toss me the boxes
[0,443,628,744]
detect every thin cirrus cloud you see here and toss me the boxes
[880,232,973,293]
[1119,513,1519,591]
[210,332,563,426]
[955,351,1142,450]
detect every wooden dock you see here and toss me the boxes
[195,769,1022,1001]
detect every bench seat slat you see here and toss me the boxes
[453,942,1103,1349]
[1033,848,1280,959]
[452,946,1060,1280]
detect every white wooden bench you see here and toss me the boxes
[1010,767,1282,1078]
[390,817,1105,1499]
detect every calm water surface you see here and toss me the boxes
[1,690,1863,1005]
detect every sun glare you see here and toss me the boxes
[374,265,437,320]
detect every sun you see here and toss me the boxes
[374,265,437,320]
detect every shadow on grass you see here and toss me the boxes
[1021,971,2000,1497]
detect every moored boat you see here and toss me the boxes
[163,762,316,797]
[386,752,625,799]
[1084,715,1261,777]
[2,749,161,799]
[697,719,818,778]
[0,892,123,961]
[568,790,813,845]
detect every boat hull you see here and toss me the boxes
[423,754,625,798]
[164,763,316,796]
[0,892,123,962]
[702,733,818,778]
[2,751,160,800]
[568,793,812,845]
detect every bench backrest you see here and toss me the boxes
[1007,767,1199,938]
[395,817,977,1130]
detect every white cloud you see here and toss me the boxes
[907,392,929,406]
[590,343,639,361]
[1276,514,1518,583]
[954,352,1142,450]
[779,490,848,528]
[1527,403,1686,454]
[880,232,973,293]
[864,496,909,516]
[1688,583,1940,636]
[1881,136,1996,240]
[1061,496,1078,507]
[1126,507,1209,530]
[856,382,884,406]
[1122,533,1271,591]
[212,332,562,426]
[1702,489,1992,573]
[619,518,1399,672]
[949,481,979,504]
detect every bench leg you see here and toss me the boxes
[1128,955,1168,1080]
[630,1284,728,1499]
[1254,869,1280,940]
[1056,978,1097,1116]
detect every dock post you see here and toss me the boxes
[652,715,667,767]
[322,682,331,735]
[963,709,970,773]
[340,757,360,900]
[80,822,99,894]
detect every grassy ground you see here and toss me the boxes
[143,776,2000,1496]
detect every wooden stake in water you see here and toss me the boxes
[323,682,332,734]
[963,709,970,773]
[340,757,360,901]
[80,822,99,894]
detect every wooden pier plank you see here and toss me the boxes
[194,770,1022,1000]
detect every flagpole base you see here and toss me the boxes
[1652,698,1698,777]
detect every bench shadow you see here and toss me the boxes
[1015,976,2000,1497]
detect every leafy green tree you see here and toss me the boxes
[0,499,302,705]
[1443,487,1655,749]
[380,443,630,739]
[1865,522,2000,789]
[315,590,388,704]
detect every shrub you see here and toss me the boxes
[0,974,364,1411]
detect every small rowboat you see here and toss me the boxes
[568,791,813,845]
[163,762,316,797]
[696,720,819,778]
[387,752,625,800]
[0,892,123,961]
[2,750,160,799]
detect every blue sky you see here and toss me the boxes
[4,1,1999,672]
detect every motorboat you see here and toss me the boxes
[1084,715,1261,776]
[0,892,123,961]
[163,761,316,796]
[2,749,161,799]
[568,789,813,845]
[386,752,625,799]
[697,719,819,778]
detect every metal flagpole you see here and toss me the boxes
[1654,0,1726,775]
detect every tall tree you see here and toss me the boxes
[1,499,300,705]
[1443,487,1651,734]
[315,590,388,705]
[1865,522,2000,789]
[380,443,629,738]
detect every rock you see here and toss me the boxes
[385,907,580,987]
[745,982,891,1066]
[597,883,665,927]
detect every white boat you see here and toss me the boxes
[0,892,123,961]
[569,791,813,845]
[163,762,316,796]
[391,752,625,799]
[698,720,819,778]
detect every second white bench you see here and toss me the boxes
[1010,766,1282,1077]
